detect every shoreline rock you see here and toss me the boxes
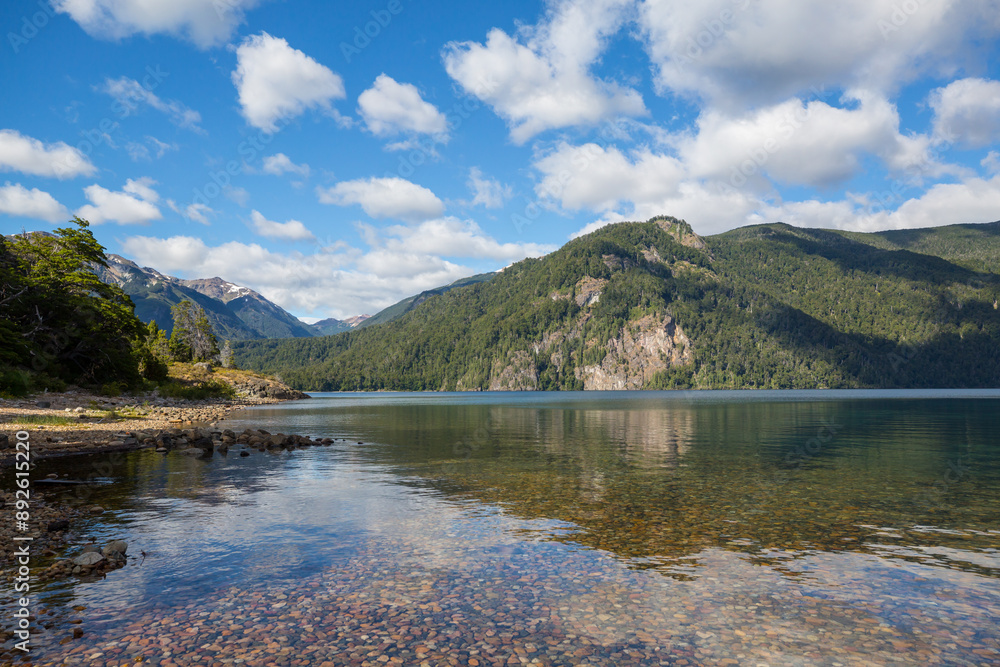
[40,539,129,580]
[0,389,307,465]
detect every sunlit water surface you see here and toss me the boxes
[7,390,1000,666]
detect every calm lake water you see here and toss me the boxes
[12,390,1000,665]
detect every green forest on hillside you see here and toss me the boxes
[232,217,1000,391]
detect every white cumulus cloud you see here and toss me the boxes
[232,32,346,132]
[52,0,262,49]
[677,92,946,188]
[535,87,975,236]
[262,153,310,177]
[377,218,554,262]
[357,74,448,138]
[534,142,685,212]
[753,175,1000,232]
[317,176,445,221]
[865,175,1000,230]
[0,129,96,179]
[929,78,1000,148]
[639,0,1000,108]
[443,0,646,143]
[76,178,162,225]
[983,151,1000,175]
[0,183,69,223]
[250,210,315,241]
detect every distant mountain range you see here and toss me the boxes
[94,254,494,342]
[230,216,1000,391]
[94,255,371,341]
[311,315,371,336]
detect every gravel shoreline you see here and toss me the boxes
[0,390,296,464]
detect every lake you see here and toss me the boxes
[11,390,1000,665]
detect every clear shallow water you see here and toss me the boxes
[8,390,1000,666]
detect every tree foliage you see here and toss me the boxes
[168,300,220,363]
[1,218,149,393]
[133,321,170,381]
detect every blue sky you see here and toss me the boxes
[2,0,999,320]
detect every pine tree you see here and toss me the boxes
[168,302,194,362]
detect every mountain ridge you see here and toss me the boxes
[356,273,497,329]
[95,255,318,340]
[231,216,1000,391]
[95,253,492,342]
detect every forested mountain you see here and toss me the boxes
[94,256,316,340]
[356,273,496,329]
[310,318,355,336]
[839,221,1000,274]
[231,216,1000,391]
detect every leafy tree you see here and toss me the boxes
[0,218,146,391]
[0,236,28,367]
[169,300,219,362]
[133,321,170,381]
[146,321,172,361]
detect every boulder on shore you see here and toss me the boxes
[104,539,128,556]
[73,552,104,567]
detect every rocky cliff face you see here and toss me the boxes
[576,314,692,390]
[488,351,540,391]
[486,275,695,391]
[651,216,707,250]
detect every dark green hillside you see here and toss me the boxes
[837,221,1000,273]
[232,217,1000,391]
[357,272,497,329]
[704,223,1000,387]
